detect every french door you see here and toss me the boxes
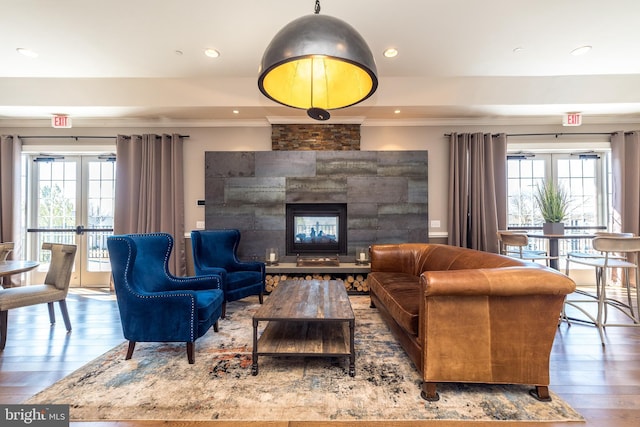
[27,155,115,287]
[507,152,607,228]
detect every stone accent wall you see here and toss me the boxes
[271,124,360,150]
[204,151,428,261]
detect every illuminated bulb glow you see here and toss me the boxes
[384,48,398,58]
[261,55,373,110]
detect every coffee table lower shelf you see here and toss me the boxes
[252,320,355,377]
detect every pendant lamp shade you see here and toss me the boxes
[258,13,378,120]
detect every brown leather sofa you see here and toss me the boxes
[368,243,576,402]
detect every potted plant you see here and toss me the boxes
[534,181,569,235]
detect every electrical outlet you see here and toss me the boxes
[430,220,441,228]
[196,221,205,229]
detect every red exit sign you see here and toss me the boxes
[51,115,72,128]
[562,112,582,126]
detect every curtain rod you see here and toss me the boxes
[18,135,116,140]
[444,132,614,137]
[18,134,190,140]
[504,132,613,137]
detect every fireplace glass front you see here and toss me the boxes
[286,203,347,256]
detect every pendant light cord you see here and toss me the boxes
[312,0,319,106]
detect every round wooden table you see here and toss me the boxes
[0,260,39,277]
[0,260,39,287]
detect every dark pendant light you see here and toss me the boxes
[258,0,378,121]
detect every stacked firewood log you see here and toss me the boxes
[265,273,368,293]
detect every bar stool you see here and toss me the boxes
[496,231,554,266]
[0,242,13,261]
[565,232,633,276]
[0,242,15,288]
[563,235,640,345]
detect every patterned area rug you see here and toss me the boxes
[26,296,583,422]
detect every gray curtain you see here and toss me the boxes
[611,131,640,236]
[0,135,22,252]
[447,132,507,252]
[0,135,23,286]
[114,134,186,276]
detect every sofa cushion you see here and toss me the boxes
[368,272,420,336]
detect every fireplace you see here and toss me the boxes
[286,203,348,256]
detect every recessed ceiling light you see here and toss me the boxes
[394,109,401,114]
[16,48,38,58]
[204,48,220,58]
[512,47,524,53]
[570,45,592,56]
[232,110,239,114]
[383,48,398,58]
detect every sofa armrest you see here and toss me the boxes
[420,266,576,297]
[417,265,575,390]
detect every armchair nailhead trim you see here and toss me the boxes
[111,234,198,341]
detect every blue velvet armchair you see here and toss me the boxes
[107,233,224,364]
[191,229,265,318]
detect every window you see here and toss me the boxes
[507,152,609,230]
[507,150,611,262]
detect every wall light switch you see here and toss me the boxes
[430,220,441,228]
[196,220,205,229]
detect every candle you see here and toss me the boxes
[269,253,276,262]
[359,252,366,261]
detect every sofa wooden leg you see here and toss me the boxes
[529,386,552,402]
[259,292,264,304]
[221,302,227,319]
[213,321,219,332]
[421,382,440,401]
[187,342,195,364]
[125,341,136,360]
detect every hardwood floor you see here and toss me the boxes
[1,287,639,427]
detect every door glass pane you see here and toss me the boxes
[35,160,78,266]
[507,158,546,226]
[86,161,115,272]
[556,158,599,227]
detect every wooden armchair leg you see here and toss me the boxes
[221,302,227,319]
[58,299,72,332]
[0,310,7,350]
[125,341,136,360]
[259,292,264,304]
[187,342,195,364]
[421,382,440,401]
[47,302,56,324]
[213,321,219,332]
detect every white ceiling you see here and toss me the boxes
[2,0,640,126]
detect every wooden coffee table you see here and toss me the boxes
[252,279,356,376]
